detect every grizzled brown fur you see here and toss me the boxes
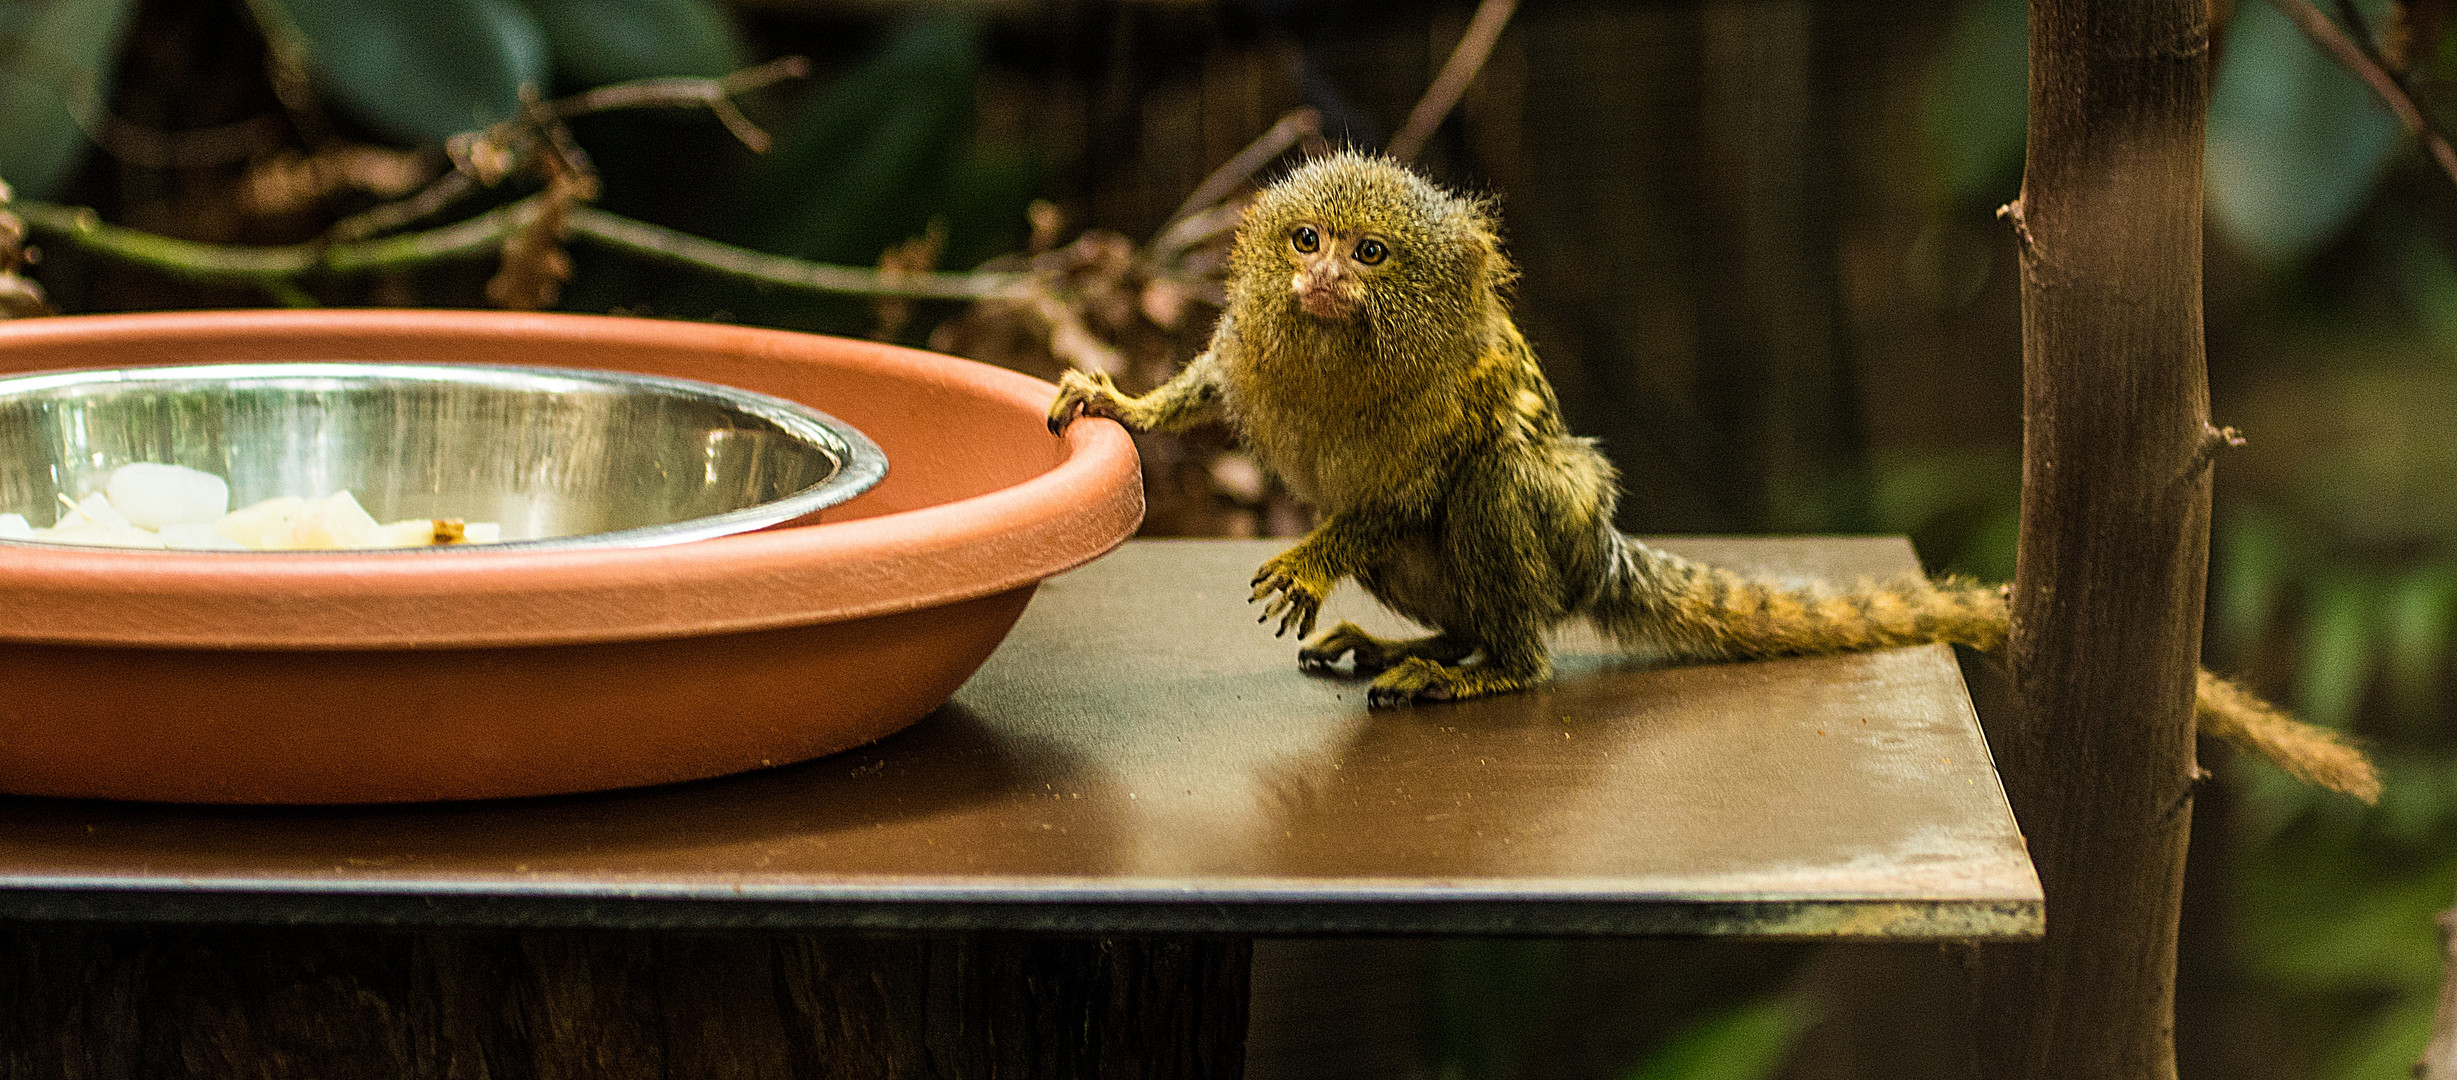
[1048,152,2378,801]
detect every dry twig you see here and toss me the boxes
[1164,108,1322,230]
[1386,0,1520,164]
[0,57,1021,306]
[2270,0,2457,191]
[332,59,806,242]
[553,55,810,153]
[13,197,1029,301]
[0,181,50,319]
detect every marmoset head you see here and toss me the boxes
[1229,152,1512,335]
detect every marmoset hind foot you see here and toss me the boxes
[1043,149,2381,803]
[1364,654,1550,708]
[1297,622,1476,674]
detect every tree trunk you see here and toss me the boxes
[0,925,1252,1079]
[1976,2,2213,1078]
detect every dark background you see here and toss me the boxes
[5,0,2449,1076]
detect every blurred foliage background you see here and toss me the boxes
[4,0,2455,1076]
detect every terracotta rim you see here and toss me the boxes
[0,310,1145,650]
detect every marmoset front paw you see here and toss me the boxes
[1250,554,1332,639]
[1046,369,1120,434]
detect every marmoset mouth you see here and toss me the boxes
[1297,284,1359,319]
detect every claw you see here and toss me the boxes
[1046,389,1089,435]
[1047,370,1111,436]
[1298,633,1352,673]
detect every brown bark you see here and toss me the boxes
[1975,2,2213,1079]
[0,925,1251,1079]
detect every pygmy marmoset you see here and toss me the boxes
[1047,151,2377,801]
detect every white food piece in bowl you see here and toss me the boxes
[215,495,309,548]
[59,491,132,531]
[40,521,167,548]
[105,463,229,530]
[157,521,248,550]
[16,465,506,551]
[259,491,385,550]
[376,518,437,547]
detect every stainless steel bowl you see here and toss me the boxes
[0,362,887,551]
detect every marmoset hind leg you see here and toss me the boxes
[1298,622,1476,674]
[1335,447,1595,706]
[1365,634,1553,708]
[1046,351,1227,435]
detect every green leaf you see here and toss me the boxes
[931,144,1043,272]
[2242,836,2457,988]
[1961,499,2021,584]
[1924,0,2027,205]
[2214,507,2292,656]
[259,0,548,143]
[0,0,141,200]
[521,0,742,88]
[2299,571,2380,730]
[2397,236,2457,365]
[2383,564,2456,724]
[1858,447,2021,581]
[1618,996,1814,1080]
[734,13,980,266]
[2208,0,2404,263]
[2322,988,2439,1080]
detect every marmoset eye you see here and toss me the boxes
[1291,226,1320,253]
[1354,238,1388,265]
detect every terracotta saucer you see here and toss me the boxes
[0,310,1144,803]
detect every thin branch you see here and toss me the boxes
[328,171,476,242]
[78,108,287,170]
[15,200,519,280]
[1152,202,1249,262]
[553,55,810,153]
[259,277,318,308]
[14,198,1030,301]
[1385,0,1520,164]
[330,58,808,243]
[565,207,1029,300]
[2270,0,2457,190]
[555,55,811,118]
[1163,108,1322,229]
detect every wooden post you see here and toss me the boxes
[1976,1,2213,1078]
[0,925,1252,1079]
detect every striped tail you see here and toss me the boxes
[1587,534,2007,662]
[2194,669,2381,802]
[1588,534,2379,802]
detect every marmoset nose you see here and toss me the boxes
[1295,265,1359,319]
